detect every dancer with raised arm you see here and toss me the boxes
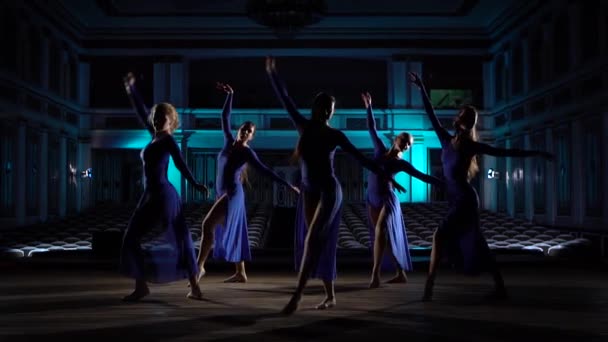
[409,72,554,301]
[195,82,299,285]
[362,92,443,288]
[121,72,207,301]
[266,57,406,314]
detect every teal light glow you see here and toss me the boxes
[123,134,181,196]
[410,144,429,202]
[395,171,411,203]
[168,157,181,196]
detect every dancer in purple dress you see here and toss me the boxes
[196,83,299,285]
[121,73,207,301]
[266,57,406,314]
[409,72,554,301]
[361,92,443,289]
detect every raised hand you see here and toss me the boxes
[361,92,372,109]
[216,82,234,94]
[265,56,276,74]
[123,72,136,87]
[408,72,423,89]
[290,185,300,195]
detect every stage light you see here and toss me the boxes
[81,168,92,178]
[487,168,500,179]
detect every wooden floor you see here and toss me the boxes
[1,261,607,341]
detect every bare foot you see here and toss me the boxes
[187,285,203,300]
[223,273,247,283]
[122,286,150,302]
[188,268,206,288]
[386,272,408,284]
[368,276,381,289]
[281,293,302,315]
[315,297,336,310]
[197,268,206,283]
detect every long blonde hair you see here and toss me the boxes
[452,105,479,181]
[149,102,180,133]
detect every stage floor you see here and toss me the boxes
[1,263,607,341]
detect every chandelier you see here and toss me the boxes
[246,0,328,38]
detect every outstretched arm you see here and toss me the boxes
[469,140,553,159]
[408,72,451,145]
[266,57,308,133]
[166,135,200,185]
[397,160,444,187]
[362,92,385,154]
[244,148,298,192]
[123,73,154,135]
[217,83,235,143]
[335,130,406,193]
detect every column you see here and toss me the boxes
[153,62,169,104]
[15,120,26,225]
[482,60,495,109]
[571,121,583,226]
[169,61,186,107]
[58,133,67,217]
[60,49,69,99]
[387,58,407,108]
[40,30,50,90]
[407,61,423,108]
[179,132,193,202]
[545,127,556,225]
[77,62,90,107]
[505,137,515,217]
[504,48,512,101]
[481,153,498,212]
[76,138,92,212]
[39,128,48,222]
[523,132,534,221]
[521,37,530,94]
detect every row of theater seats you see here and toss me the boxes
[0,202,592,258]
[340,203,592,257]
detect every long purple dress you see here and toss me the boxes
[365,104,443,272]
[213,93,294,263]
[418,84,543,275]
[268,70,388,281]
[120,83,199,283]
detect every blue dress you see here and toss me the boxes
[419,86,542,275]
[120,83,199,283]
[213,93,294,263]
[365,104,443,272]
[269,71,389,281]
